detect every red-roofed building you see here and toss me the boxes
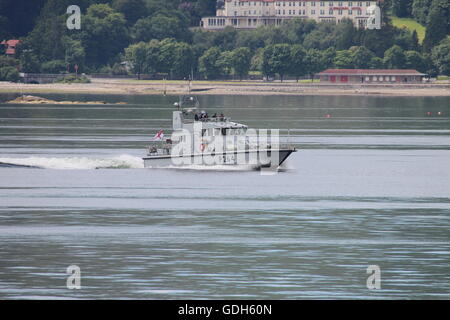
[1,40,20,56]
[318,69,426,83]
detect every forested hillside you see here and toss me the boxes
[0,0,449,82]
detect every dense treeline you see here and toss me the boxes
[0,0,449,82]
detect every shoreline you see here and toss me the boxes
[1,78,449,97]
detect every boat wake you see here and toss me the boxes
[0,155,144,170]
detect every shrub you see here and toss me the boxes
[55,74,91,84]
[0,66,20,82]
[41,60,67,73]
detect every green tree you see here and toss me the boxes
[80,4,129,68]
[384,45,407,69]
[112,0,147,26]
[303,22,338,50]
[361,26,397,57]
[41,60,66,73]
[431,38,450,75]
[0,56,19,69]
[0,0,46,38]
[157,38,177,76]
[370,57,385,69]
[262,44,292,82]
[217,51,234,76]
[63,37,85,73]
[281,18,317,45]
[0,15,9,41]
[0,66,20,82]
[423,0,450,52]
[171,41,195,79]
[334,19,358,51]
[125,41,147,79]
[392,0,413,17]
[411,30,420,51]
[23,1,67,64]
[19,49,40,73]
[405,50,427,72]
[212,26,238,51]
[144,39,162,75]
[231,47,252,81]
[304,49,326,81]
[412,0,432,25]
[132,14,191,42]
[351,46,376,69]
[199,47,222,79]
[289,45,307,82]
[251,48,264,73]
[333,50,353,69]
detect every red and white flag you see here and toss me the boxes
[152,130,164,141]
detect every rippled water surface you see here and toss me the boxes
[0,93,449,299]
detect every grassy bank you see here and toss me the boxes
[391,16,426,43]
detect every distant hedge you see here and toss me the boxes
[55,74,91,84]
[0,66,20,82]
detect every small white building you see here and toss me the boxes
[201,0,383,30]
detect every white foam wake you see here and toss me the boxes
[0,154,144,170]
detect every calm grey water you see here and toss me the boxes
[0,93,449,299]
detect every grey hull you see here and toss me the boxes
[143,149,296,169]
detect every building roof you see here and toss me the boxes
[319,69,425,76]
[1,39,20,55]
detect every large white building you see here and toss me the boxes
[201,0,382,30]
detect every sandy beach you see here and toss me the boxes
[0,78,449,97]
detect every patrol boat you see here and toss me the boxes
[142,97,296,170]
